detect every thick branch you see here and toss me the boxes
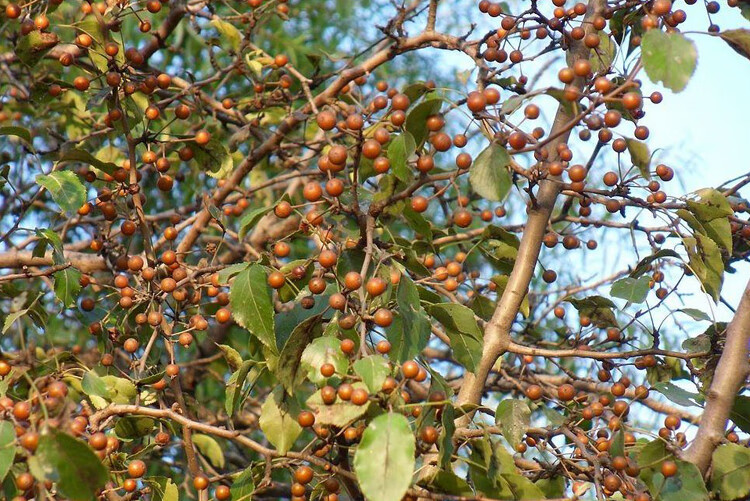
[454,0,606,424]
[682,278,750,474]
[0,250,107,273]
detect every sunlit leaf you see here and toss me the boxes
[469,143,512,202]
[353,413,415,501]
[36,171,86,215]
[641,29,697,93]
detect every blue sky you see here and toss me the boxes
[644,7,750,320]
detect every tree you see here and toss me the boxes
[0,0,749,500]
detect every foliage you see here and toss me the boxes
[0,0,748,500]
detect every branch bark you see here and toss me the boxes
[682,277,750,474]
[453,0,606,425]
[0,250,107,272]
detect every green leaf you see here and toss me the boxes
[81,371,108,399]
[192,434,225,468]
[306,382,371,427]
[210,19,242,51]
[470,294,496,321]
[353,355,391,394]
[501,95,525,115]
[101,375,137,405]
[679,308,711,321]
[503,471,546,500]
[36,171,86,214]
[35,228,64,262]
[591,31,617,73]
[217,344,244,371]
[259,389,301,455]
[75,16,123,73]
[469,143,512,202]
[231,466,256,501]
[495,399,530,446]
[53,267,81,307]
[58,148,118,176]
[741,3,750,22]
[301,335,348,386]
[688,188,733,220]
[389,275,431,363]
[15,31,58,66]
[3,309,27,334]
[641,459,709,501]
[638,440,709,501]
[276,314,325,393]
[626,138,651,179]
[610,276,651,303]
[565,296,618,328]
[114,417,155,440]
[144,477,179,501]
[445,327,483,372]
[216,263,249,285]
[225,361,255,416]
[730,396,750,433]
[403,205,433,239]
[388,132,416,183]
[0,421,15,483]
[720,29,750,61]
[641,29,697,93]
[631,249,681,278]
[193,135,234,179]
[651,382,702,407]
[711,443,750,500]
[0,126,33,146]
[683,234,724,301]
[428,303,483,372]
[353,413,416,501]
[683,189,734,253]
[405,95,442,146]
[28,429,108,501]
[425,469,474,496]
[336,248,366,277]
[492,445,546,499]
[438,404,455,469]
[230,264,276,353]
[536,476,565,498]
[540,406,566,427]
[469,439,507,497]
[402,82,431,103]
[238,206,274,240]
[428,303,483,339]
[637,438,673,467]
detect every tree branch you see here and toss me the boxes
[454,0,607,425]
[682,277,750,474]
[0,250,107,272]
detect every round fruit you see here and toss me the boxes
[351,388,369,405]
[128,460,146,478]
[525,384,543,400]
[193,475,209,490]
[295,466,314,484]
[340,338,355,354]
[661,460,678,477]
[366,277,387,296]
[421,426,439,444]
[373,308,393,327]
[558,384,575,401]
[215,485,230,500]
